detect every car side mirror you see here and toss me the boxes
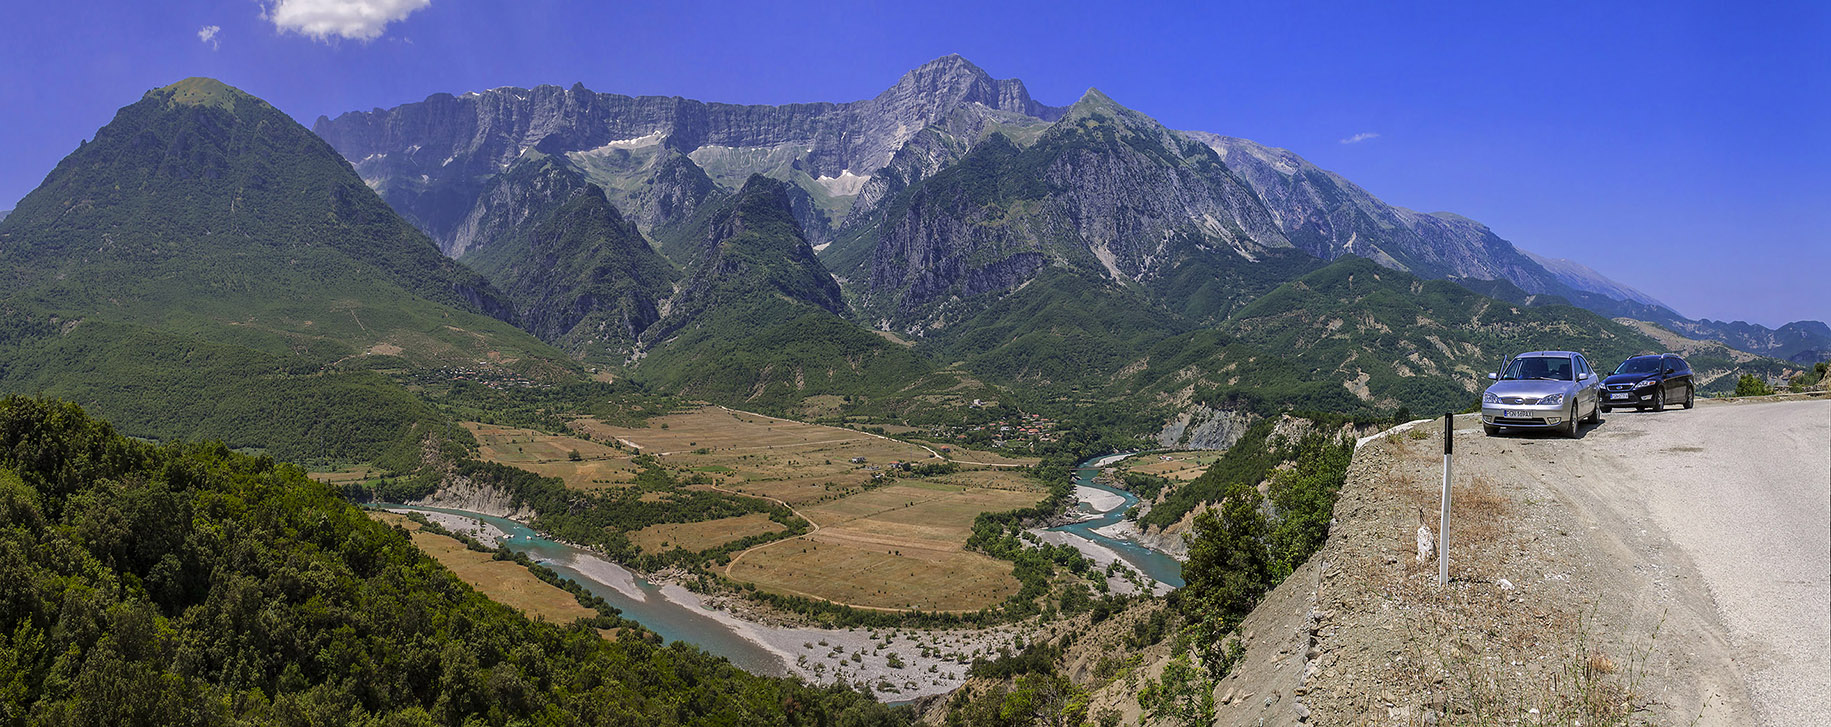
[1579,372,1592,381]
[1664,368,1675,375]
[1487,372,1498,380]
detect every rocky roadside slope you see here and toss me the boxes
[1092,414,1759,725]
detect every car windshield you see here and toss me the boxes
[1614,357,1661,375]
[1500,356,1574,381]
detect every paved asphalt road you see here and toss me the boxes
[1526,398,1830,723]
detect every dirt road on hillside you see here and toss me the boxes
[1522,399,1830,723]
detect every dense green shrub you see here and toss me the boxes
[1735,373,1775,397]
[0,396,908,725]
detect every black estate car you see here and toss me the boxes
[1600,354,1694,412]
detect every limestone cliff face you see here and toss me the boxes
[313,55,1060,257]
[855,90,1292,331]
[313,55,1725,348]
[1189,131,1664,309]
[409,476,535,521]
[1156,406,1257,450]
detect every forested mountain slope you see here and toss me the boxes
[460,155,678,362]
[634,177,941,413]
[0,79,575,463]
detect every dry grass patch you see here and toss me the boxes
[369,511,595,625]
[577,406,879,453]
[629,512,786,554]
[1124,452,1222,481]
[728,540,1021,611]
[919,441,1040,466]
[729,483,1043,611]
[720,477,858,507]
[924,469,1043,492]
[463,421,640,490]
[573,406,937,497]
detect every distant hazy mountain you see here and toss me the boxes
[1519,249,1668,309]
[1666,319,1831,363]
[0,79,572,461]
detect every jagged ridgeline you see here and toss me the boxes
[0,79,576,463]
[0,396,908,723]
[320,54,1826,375]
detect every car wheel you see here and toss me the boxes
[1653,388,1666,412]
[1683,386,1694,409]
[1483,423,1499,436]
[1586,401,1601,424]
[1600,405,1612,414]
[1564,405,1580,438]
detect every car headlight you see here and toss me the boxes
[1483,391,1499,404]
[1539,393,1565,405]
[1634,378,1659,388]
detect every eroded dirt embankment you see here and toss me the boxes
[1129,408,1781,725]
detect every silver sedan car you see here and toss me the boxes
[1480,351,1602,437]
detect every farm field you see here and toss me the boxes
[728,483,1046,611]
[573,406,939,505]
[628,512,785,554]
[908,441,1039,466]
[463,421,641,490]
[465,404,1060,611]
[368,511,596,624]
[1122,451,1224,481]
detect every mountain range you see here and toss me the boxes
[0,63,1812,463]
[316,55,1826,364]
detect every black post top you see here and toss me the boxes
[1443,413,1453,455]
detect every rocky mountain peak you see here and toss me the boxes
[877,54,1053,119]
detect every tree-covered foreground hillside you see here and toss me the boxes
[0,396,907,726]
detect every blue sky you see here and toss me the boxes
[3,1,1824,326]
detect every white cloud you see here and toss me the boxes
[198,25,221,49]
[264,0,432,42]
[1339,132,1380,145]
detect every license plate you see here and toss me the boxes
[1505,410,1529,419]
[1609,393,1629,400]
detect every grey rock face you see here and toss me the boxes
[1193,132,1559,290]
[315,54,1728,347]
[801,54,1063,179]
[313,55,1061,257]
[1156,405,1257,450]
[449,152,594,259]
[856,91,1292,330]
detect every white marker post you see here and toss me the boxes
[1439,412,1452,586]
